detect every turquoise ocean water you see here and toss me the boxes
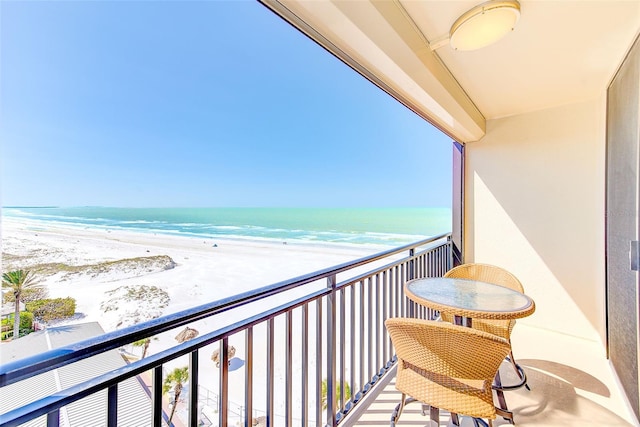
[2,207,451,248]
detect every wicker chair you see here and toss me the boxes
[441,263,529,390]
[385,318,511,426]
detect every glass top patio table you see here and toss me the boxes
[404,277,535,320]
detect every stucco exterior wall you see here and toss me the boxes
[464,97,607,344]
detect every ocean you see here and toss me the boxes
[1,207,451,248]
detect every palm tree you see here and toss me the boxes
[2,270,42,339]
[162,366,189,427]
[132,337,151,359]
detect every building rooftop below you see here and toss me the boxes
[0,322,153,427]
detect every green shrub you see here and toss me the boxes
[1,318,11,340]
[26,297,76,322]
[0,312,32,329]
[0,312,34,339]
[19,311,34,330]
[321,379,352,410]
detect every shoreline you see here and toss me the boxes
[2,216,384,324]
[2,215,404,255]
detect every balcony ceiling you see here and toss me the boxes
[262,0,640,142]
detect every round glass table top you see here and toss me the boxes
[405,277,535,319]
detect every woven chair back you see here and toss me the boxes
[443,263,524,293]
[385,318,510,419]
[441,263,524,338]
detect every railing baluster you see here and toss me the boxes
[326,274,337,427]
[349,285,356,403]
[398,266,404,317]
[382,270,388,366]
[359,279,365,394]
[286,311,293,427]
[397,265,402,316]
[367,277,373,385]
[245,327,253,427]
[444,245,448,272]
[316,298,323,427]
[46,410,59,427]
[220,338,229,427]
[266,320,274,427]
[375,273,380,378]
[107,384,117,427]
[152,366,163,427]
[339,287,346,415]
[301,305,308,426]
[442,246,446,274]
[189,350,198,427]
[409,248,415,280]
[431,249,435,276]
[389,267,395,322]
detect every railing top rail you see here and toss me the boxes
[336,241,448,288]
[0,233,450,387]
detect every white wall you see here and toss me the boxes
[465,97,607,344]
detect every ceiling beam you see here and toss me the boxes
[260,0,486,143]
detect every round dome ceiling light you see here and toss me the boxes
[449,0,521,51]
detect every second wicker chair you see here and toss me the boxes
[441,263,529,390]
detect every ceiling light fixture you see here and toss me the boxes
[448,0,521,51]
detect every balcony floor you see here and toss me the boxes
[349,324,639,427]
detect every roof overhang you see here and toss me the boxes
[260,0,640,144]
[261,0,485,142]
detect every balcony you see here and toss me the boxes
[0,235,635,427]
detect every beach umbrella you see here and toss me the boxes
[175,326,199,343]
[211,345,236,367]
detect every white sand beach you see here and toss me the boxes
[2,217,377,320]
[1,216,384,425]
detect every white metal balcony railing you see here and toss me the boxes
[0,233,452,427]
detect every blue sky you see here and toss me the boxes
[0,1,452,208]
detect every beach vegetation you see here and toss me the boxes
[101,284,170,328]
[2,270,43,339]
[321,378,352,410]
[163,366,189,427]
[0,255,176,280]
[18,311,34,334]
[102,284,170,307]
[101,285,170,313]
[77,255,177,278]
[0,319,9,340]
[26,297,76,323]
